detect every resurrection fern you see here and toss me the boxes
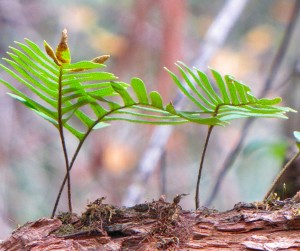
[164,62,295,208]
[0,30,124,214]
[0,29,295,216]
[0,30,189,216]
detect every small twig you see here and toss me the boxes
[195,126,214,209]
[58,229,106,239]
[263,150,300,201]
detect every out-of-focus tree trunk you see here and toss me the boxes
[157,0,185,98]
[114,0,186,98]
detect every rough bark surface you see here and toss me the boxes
[1,196,300,251]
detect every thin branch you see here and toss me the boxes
[260,0,300,97]
[123,0,250,206]
[205,0,300,206]
[264,150,300,201]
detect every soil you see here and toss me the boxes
[1,194,300,251]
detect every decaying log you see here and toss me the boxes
[1,196,300,250]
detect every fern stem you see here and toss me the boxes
[52,101,189,217]
[58,67,72,213]
[51,97,218,216]
[263,150,300,201]
[195,125,214,209]
[51,137,85,218]
[52,103,138,217]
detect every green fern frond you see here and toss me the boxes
[94,79,221,126]
[164,62,295,125]
[2,34,221,140]
[0,34,294,141]
[0,35,121,140]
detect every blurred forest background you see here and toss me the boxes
[0,0,300,239]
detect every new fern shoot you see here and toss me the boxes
[0,29,295,216]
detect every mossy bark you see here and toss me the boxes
[2,197,300,250]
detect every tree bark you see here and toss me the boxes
[2,196,300,251]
